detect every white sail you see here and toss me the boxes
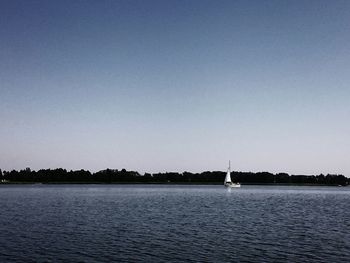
[224,161,241,188]
[224,161,232,184]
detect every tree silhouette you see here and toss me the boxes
[0,167,348,185]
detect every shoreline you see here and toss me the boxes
[0,182,347,186]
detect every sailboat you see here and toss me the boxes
[224,161,241,188]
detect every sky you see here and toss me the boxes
[1,0,350,175]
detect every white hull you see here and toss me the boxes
[225,183,241,188]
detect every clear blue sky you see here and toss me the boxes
[1,0,349,175]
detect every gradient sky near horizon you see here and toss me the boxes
[1,0,350,175]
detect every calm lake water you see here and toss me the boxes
[0,184,349,262]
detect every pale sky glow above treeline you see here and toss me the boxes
[1,0,350,176]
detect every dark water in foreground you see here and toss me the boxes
[0,185,349,262]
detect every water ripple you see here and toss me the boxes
[0,185,349,262]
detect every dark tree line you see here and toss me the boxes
[0,168,348,185]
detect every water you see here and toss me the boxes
[0,185,349,262]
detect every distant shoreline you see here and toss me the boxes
[1,168,348,186]
[0,181,347,187]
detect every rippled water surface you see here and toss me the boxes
[0,185,349,262]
